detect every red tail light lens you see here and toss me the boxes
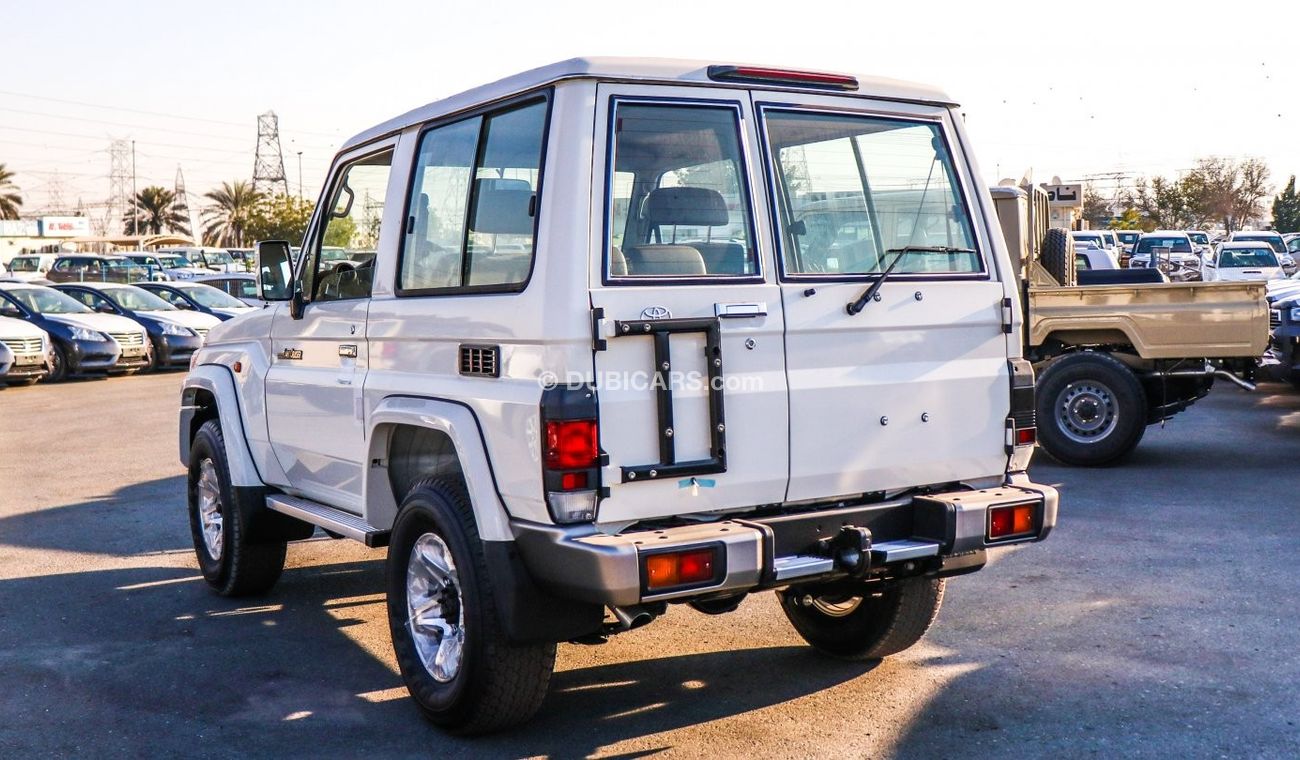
[644,548,718,591]
[707,65,858,90]
[988,503,1037,540]
[1016,427,1037,446]
[544,419,598,470]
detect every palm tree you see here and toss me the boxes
[124,186,189,236]
[202,180,264,247]
[0,164,22,220]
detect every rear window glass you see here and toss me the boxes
[764,110,979,277]
[1135,237,1192,253]
[1218,248,1278,267]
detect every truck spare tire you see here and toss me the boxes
[1041,228,1075,286]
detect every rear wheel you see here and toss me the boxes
[187,419,286,596]
[387,478,555,734]
[1036,352,1147,466]
[779,577,945,660]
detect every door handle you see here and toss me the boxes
[714,302,767,318]
[338,344,358,358]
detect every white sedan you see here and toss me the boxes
[1204,243,1284,282]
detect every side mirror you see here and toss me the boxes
[95,304,116,314]
[256,240,295,302]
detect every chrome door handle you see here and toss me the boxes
[714,302,767,318]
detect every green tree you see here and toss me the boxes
[0,163,24,220]
[124,186,189,235]
[201,180,264,247]
[1271,176,1300,233]
[1080,183,1113,228]
[1183,156,1271,232]
[323,215,356,248]
[245,194,314,245]
[1108,207,1145,231]
[1127,176,1195,229]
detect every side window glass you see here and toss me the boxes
[765,111,980,276]
[159,290,187,307]
[306,149,394,303]
[607,103,757,278]
[400,99,547,292]
[67,290,96,308]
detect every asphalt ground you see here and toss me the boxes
[1,372,1298,758]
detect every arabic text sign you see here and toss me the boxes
[1042,184,1083,208]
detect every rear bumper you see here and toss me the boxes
[512,476,1058,607]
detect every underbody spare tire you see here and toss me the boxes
[1041,228,1075,286]
[386,477,555,734]
[778,576,945,660]
[1036,352,1147,466]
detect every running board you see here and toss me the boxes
[265,494,390,548]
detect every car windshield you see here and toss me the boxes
[1234,234,1285,253]
[4,286,92,314]
[1075,235,1102,245]
[1136,237,1192,253]
[320,247,350,262]
[103,258,143,270]
[178,283,247,309]
[202,250,234,265]
[1117,232,1139,243]
[1188,233,1209,245]
[1218,248,1278,268]
[157,255,188,267]
[105,286,176,311]
[8,257,40,272]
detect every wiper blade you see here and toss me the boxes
[845,246,976,315]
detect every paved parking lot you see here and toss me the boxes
[2,372,1299,758]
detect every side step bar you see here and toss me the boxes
[266,494,390,548]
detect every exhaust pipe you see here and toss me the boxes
[610,605,655,631]
[1160,367,1256,392]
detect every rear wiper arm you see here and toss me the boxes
[845,246,976,315]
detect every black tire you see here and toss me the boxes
[187,419,286,596]
[47,342,69,382]
[387,478,555,734]
[144,338,160,373]
[1041,228,1075,286]
[1036,352,1147,466]
[779,577,945,660]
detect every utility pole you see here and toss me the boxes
[131,139,138,238]
[106,139,131,236]
[297,151,303,200]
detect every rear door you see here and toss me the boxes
[590,84,789,523]
[755,93,1010,500]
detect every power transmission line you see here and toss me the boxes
[252,111,289,197]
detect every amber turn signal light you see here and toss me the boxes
[644,548,718,591]
[988,503,1037,540]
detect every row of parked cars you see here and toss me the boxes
[0,246,253,285]
[1069,228,1300,283]
[0,278,258,386]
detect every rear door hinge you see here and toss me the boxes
[591,307,607,351]
[1001,296,1014,334]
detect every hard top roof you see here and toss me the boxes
[342,57,956,151]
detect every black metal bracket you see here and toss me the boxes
[591,307,607,352]
[610,316,727,483]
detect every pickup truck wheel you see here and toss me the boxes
[387,478,555,734]
[187,419,287,596]
[1037,352,1146,466]
[779,577,945,660]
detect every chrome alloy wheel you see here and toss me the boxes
[196,458,224,559]
[1058,379,1119,444]
[810,594,863,618]
[407,532,465,683]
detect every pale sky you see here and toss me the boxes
[4,0,1297,223]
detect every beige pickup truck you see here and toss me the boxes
[991,184,1267,465]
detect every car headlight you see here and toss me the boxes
[160,322,195,337]
[68,326,107,342]
[1290,307,1300,323]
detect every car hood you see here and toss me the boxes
[167,267,212,277]
[1215,267,1283,281]
[44,313,145,335]
[211,306,254,319]
[1267,279,1300,299]
[136,309,223,330]
[0,315,48,340]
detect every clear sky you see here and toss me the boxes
[3,0,1296,220]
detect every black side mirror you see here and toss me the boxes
[95,304,116,314]
[256,240,295,302]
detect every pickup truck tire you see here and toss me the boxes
[187,419,287,596]
[1036,352,1147,466]
[1041,228,1074,286]
[386,478,555,734]
[778,577,945,660]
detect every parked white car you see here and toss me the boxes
[1204,242,1284,282]
[178,57,1057,734]
[1070,230,1116,256]
[1075,245,1120,270]
[123,252,211,282]
[0,315,51,385]
[1129,231,1203,281]
[3,253,57,282]
[1229,231,1296,275]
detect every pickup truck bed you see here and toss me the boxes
[1028,280,1268,360]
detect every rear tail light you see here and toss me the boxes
[1016,427,1036,446]
[707,64,858,90]
[988,503,1038,541]
[540,385,603,524]
[643,547,721,591]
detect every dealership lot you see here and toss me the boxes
[1,373,1298,758]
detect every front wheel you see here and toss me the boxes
[1036,352,1147,466]
[387,478,555,734]
[47,343,69,382]
[779,576,945,660]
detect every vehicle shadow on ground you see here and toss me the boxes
[0,475,189,555]
[0,555,877,758]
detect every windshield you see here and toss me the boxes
[1218,248,1278,268]
[202,250,234,265]
[4,286,92,314]
[319,247,350,262]
[8,257,40,272]
[1136,236,1192,253]
[103,258,144,270]
[105,286,176,311]
[1188,232,1210,245]
[1075,235,1102,245]
[1233,234,1285,253]
[1117,232,1139,243]
[178,283,248,309]
[157,255,188,267]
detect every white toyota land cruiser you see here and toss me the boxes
[179,58,1058,734]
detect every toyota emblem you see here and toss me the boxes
[640,306,671,320]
